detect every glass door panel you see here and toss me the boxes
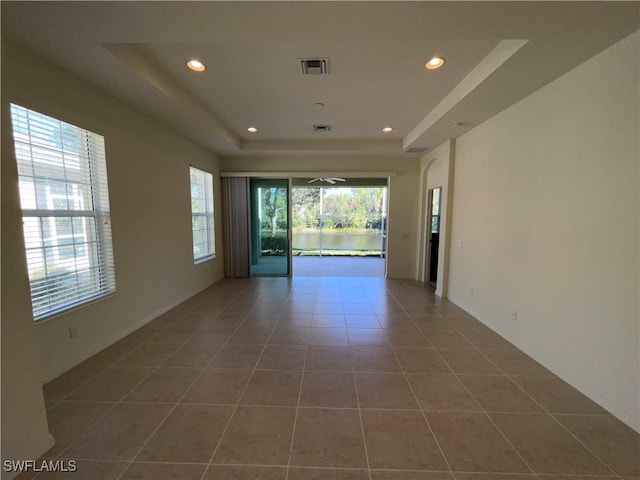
[250,179,290,276]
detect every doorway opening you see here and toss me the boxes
[427,187,441,287]
[249,178,290,276]
[291,178,388,277]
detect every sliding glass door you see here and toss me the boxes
[249,179,290,276]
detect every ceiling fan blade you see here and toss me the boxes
[332,178,346,182]
[326,179,336,184]
[307,178,321,183]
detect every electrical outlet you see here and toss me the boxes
[511,310,518,321]
[68,326,78,339]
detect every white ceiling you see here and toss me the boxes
[2,2,638,157]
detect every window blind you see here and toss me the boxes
[190,166,215,262]
[10,104,116,320]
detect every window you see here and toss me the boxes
[190,166,215,262]
[10,104,116,321]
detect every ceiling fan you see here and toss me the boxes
[307,177,346,185]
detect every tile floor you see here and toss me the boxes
[26,277,639,480]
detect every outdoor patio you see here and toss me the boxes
[292,256,385,277]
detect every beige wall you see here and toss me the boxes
[221,156,421,279]
[446,32,639,430]
[1,41,224,467]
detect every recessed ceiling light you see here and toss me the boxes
[425,56,445,70]
[382,127,393,133]
[186,59,206,72]
[247,127,258,133]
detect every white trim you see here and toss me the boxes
[220,171,397,178]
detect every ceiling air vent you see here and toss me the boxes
[406,146,428,154]
[313,124,331,132]
[301,58,329,75]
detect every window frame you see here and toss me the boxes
[189,166,215,263]
[10,103,116,322]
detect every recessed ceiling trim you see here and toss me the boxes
[105,43,239,150]
[404,39,528,150]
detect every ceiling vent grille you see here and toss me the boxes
[313,124,331,132]
[406,146,428,153]
[301,58,329,75]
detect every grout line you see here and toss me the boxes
[49,301,209,463]
[447,322,623,479]
[199,303,285,480]
[383,289,455,476]
[283,328,309,480]
[110,288,253,480]
[350,369,374,480]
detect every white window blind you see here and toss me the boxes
[10,104,116,321]
[190,167,215,262]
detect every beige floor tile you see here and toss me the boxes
[426,411,529,473]
[213,406,296,465]
[535,476,618,480]
[119,462,206,479]
[122,367,201,403]
[347,328,390,346]
[136,404,233,462]
[281,310,315,322]
[181,369,252,404]
[345,315,381,328]
[350,346,402,372]
[458,375,544,413]
[43,365,105,401]
[554,414,640,476]
[83,340,140,367]
[45,401,114,456]
[210,344,264,369]
[289,467,369,479]
[343,304,376,315]
[481,349,552,376]
[240,370,302,406]
[188,327,236,343]
[394,348,450,373]
[291,408,367,468]
[301,371,358,407]
[461,329,515,349]
[361,409,447,470]
[149,327,196,343]
[412,315,453,330]
[384,328,431,347]
[269,326,310,345]
[454,475,535,480]
[204,465,287,479]
[228,327,273,344]
[437,349,501,374]
[116,343,181,367]
[314,303,345,315]
[407,374,481,412]
[257,345,307,370]
[490,413,612,475]
[312,313,347,327]
[162,342,222,367]
[354,373,418,409]
[370,472,453,480]
[309,327,350,346]
[423,329,473,348]
[65,403,172,460]
[34,460,127,479]
[511,376,607,414]
[67,366,152,401]
[306,346,352,371]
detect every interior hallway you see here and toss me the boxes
[28,276,639,480]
